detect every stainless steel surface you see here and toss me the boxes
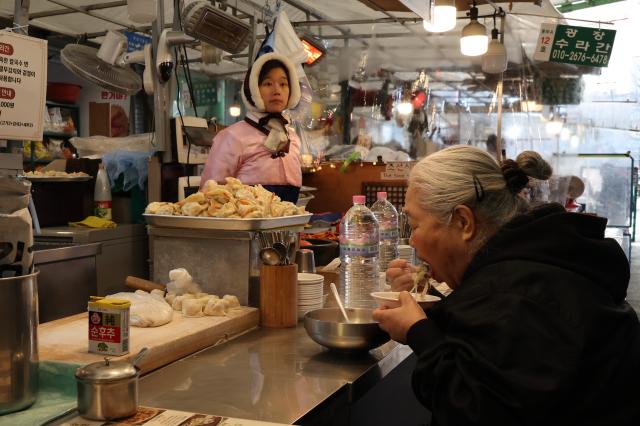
[304,308,390,352]
[143,213,312,231]
[259,247,281,266]
[131,347,148,369]
[76,374,138,420]
[139,324,410,424]
[76,358,138,382]
[148,227,256,306]
[36,224,148,296]
[0,271,39,415]
[33,242,101,323]
[33,242,101,264]
[23,176,92,182]
[75,356,143,420]
[295,249,316,273]
[272,242,287,265]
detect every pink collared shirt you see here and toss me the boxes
[200,120,302,188]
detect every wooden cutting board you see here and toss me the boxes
[38,307,259,373]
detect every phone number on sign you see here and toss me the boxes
[0,120,34,127]
[552,50,609,65]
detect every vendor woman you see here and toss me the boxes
[200,52,302,203]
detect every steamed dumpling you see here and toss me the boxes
[181,201,206,216]
[172,294,195,311]
[222,295,240,309]
[182,298,205,317]
[165,292,177,306]
[203,299,228,316]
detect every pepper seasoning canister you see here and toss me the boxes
[88,296,131,356]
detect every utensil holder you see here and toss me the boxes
[259,264,298,328]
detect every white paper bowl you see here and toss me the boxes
[370,291,440,309]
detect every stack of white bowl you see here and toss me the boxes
[298,273,324,320]
[398,244,416,265]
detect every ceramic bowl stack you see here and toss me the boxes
[398,245,416,265]
[297,273,324,320]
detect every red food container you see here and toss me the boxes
[46,82,82,104]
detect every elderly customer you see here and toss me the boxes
[374,145,640,425]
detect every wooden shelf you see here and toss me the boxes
[43,131,77,138]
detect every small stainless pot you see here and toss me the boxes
[75,348,147,420]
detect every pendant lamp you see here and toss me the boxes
[423,0,457,33]
[482,28,507,73]
[460,3,488,56]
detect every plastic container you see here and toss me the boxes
[94,163,112,220]
[46,82,82,104]
[370,191,399,271]
[339,195,379,309]
[127,0,157,24]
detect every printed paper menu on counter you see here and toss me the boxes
[59,406,290,426]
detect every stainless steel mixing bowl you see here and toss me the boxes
[303,308,390,352]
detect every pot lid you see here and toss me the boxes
[75,358,137,382]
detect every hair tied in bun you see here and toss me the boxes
[501,159,529,195]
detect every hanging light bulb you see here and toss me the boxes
[482,28,507,73]
[397,101,413,115]
[229,102,241,118]
[545,119,564,136]
[423,0,457,33]
[460,3,488,56]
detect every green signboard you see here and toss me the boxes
[534,23,616,67]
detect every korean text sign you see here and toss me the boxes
[0,30,47,140]
[534,23,616,67]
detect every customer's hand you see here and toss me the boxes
[373,292,426,344]
[386,259,416,292]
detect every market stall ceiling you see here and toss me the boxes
[0,0,579,105]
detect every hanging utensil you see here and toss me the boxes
[260,247,282,266]
[273,242,288,265]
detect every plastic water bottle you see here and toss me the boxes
[340,195,379,309]
[94,163,112,220]
[371,191,399,271]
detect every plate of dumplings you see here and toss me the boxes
[144,177,312,231]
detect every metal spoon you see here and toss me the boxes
[330,282,351,323]
[287,240,297,267]
[132,347,148,370]
[273,242,288,265]
[260,247,282,266]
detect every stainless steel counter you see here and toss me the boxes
[138,324,414,425]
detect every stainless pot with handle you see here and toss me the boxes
[75,347,147,420]
[0,270,39,415]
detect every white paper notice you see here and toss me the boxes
[381,162,414,180]
[0,30,47,141]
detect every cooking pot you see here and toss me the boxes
[0,271,39,415]
[75,348,147,420]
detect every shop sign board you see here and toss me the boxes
[381,162,414,180]
[534,23,616,68]
[0,30,47,140]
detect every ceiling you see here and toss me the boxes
[0,0,610,106]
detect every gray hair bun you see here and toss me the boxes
[501,160,529,194]
[515,150,553,180]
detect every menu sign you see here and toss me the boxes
[381,162,414,181]
[533,23,616,68]
[0,30,47,141]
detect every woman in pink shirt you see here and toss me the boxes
[200,52,302,203]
